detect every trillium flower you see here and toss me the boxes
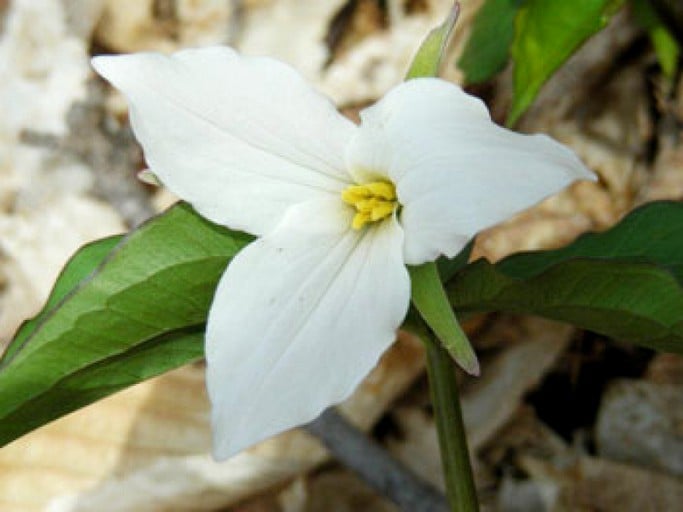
[92,46,594,460]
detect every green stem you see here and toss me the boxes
[423,329,479,512]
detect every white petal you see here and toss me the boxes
[205,199,409,459]
[347,78,596,264]
[92,47,356,235]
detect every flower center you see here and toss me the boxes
[341,180,398,230]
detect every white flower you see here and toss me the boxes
[92,47,594,460]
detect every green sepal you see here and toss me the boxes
[406,2,460,79]
[409,262,480,376]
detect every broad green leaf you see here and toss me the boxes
[0,203,252,446]
[2,328,205,446]
[438,239,475,283]
[1,235,123,366]
[509,0,625,125]
[448,201,683,353]
[406,2,460,79]
[457,0,521,84]
[410,262,479,375]
[632,0,680,80]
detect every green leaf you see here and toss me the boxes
[632,0,680,80]
[457,0,521,84]
[437,239,475,283]
[509,0,625,125]
[409,262,479,375]
[0,203,252,446]
[1,235,123,366]
[406,2,460,79]
[447,201,683,353]
[2,328,206,445]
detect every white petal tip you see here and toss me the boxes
[568,154,598,183]
[211,447,234,462]
[91,55,128,86]
[211,429,243,462]
[584,169,599,182]
[91,53,149,87]
[90,54,115,75]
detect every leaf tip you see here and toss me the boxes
[459,353,480,377]
[406,1,461,79]
[446,1,462,30]
[137,168,161,186]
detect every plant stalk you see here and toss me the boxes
[423,331,479,512]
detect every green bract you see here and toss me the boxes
[0,203,251,446]
[449,201,683,353]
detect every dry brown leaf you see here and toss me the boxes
[521,455,683,512]
[0,195,124,342]
[637,140,683,203]
[0,0,125,343]
[279,471,397,512]
[95,0,238,53]
[320,0,485,105]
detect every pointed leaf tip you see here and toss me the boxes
[406,2,461,79]
[461,351,481,377]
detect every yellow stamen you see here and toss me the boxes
[342,180,398,230]
[351,212,372,230]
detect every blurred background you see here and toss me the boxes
[1,0,682,510]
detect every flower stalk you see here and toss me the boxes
[422,325,479,512]
[409,260,479,510]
